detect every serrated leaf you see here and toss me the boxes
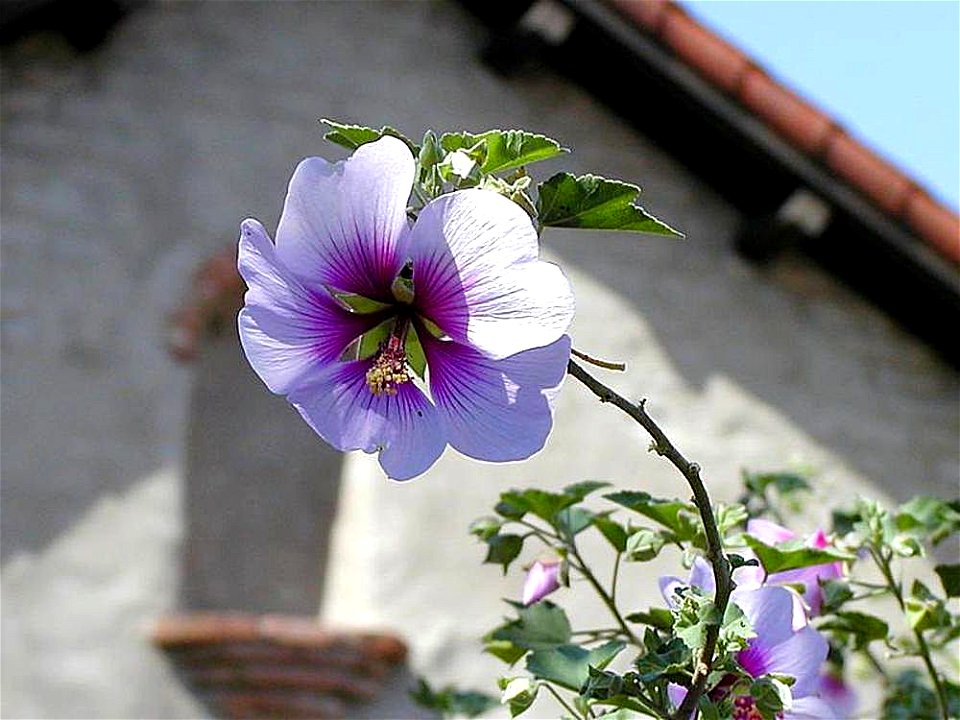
[624,528,667,562]
[605,491,699,539]
[491,601,572,651]
[499,489,575,524]
[319,118,418,154]
[593,514,628,552]
[935,564,960,598]
[526,641,624,691]
[537,173,682,236]
[440,129,566,175]
[743,535,853,575]
[818,611,889,649]
[484,534,524,573]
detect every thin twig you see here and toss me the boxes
[567,360,733,720]
[571,347,626,372]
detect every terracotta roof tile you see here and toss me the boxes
[660,6,750,94]
[739,67,836,156]
[904,191,960,262]
[606,0,960,265]
[824,132,916,216]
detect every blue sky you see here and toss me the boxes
[684,1,960,211]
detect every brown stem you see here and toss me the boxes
[567,360,733,720]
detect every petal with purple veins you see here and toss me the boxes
[408,190,575,359]
[289,361,446,481]
[275,137,414,299]
[424,334,570,462]
[238,218,370,395]
[752,624,829,698]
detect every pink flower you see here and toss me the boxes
[522,557,562,605]
[746,519,845,616]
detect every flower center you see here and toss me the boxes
[365,333,412,396]
[732,695,782,720]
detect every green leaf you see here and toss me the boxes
[557,507,593,540]
[563,480,611,502]
[742,471,812,498]
[743,535,853,575]
[526,641,624,691]
[409,678,499,719]
[819,579,855,613]
[498,489,575,524]
[905,580,951,632]
[719,601,754,653]
[604,491,699,539]
[896,496,960,546]
[418,129,443,197]
[484,534,524,573]
[499,677,539,718]
[440,129,566,175]
[748,677,791,720]
[469,516,502,542]
[484,639,527,666]
[593,514,628,553]
[624,528,667,562]
[624,608,673,632]
[537,173,682,236]
[935,564,960,598]
[319,118,418,155]
[491,601,572,651]
[818,611,889,650]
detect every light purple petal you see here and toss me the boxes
[658,576,686,608]
[408,190,575,360]
[522,559,562,605]
[733,586,798,650]
[788,696,847,720]
[275,137,414,299]
[755,624,829,698]
[424,334,570,461]
[747,518,797,545]
[689,556,717,596]
[668,684,690,717]
[237,219,369,395]
[288,361,446,481]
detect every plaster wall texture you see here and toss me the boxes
[1,1,956,718]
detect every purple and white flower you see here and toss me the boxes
[662,564,834,718]
[237,137,575,480]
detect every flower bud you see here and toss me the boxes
[521,557,563,606]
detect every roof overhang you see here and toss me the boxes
[459,0,960,366]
